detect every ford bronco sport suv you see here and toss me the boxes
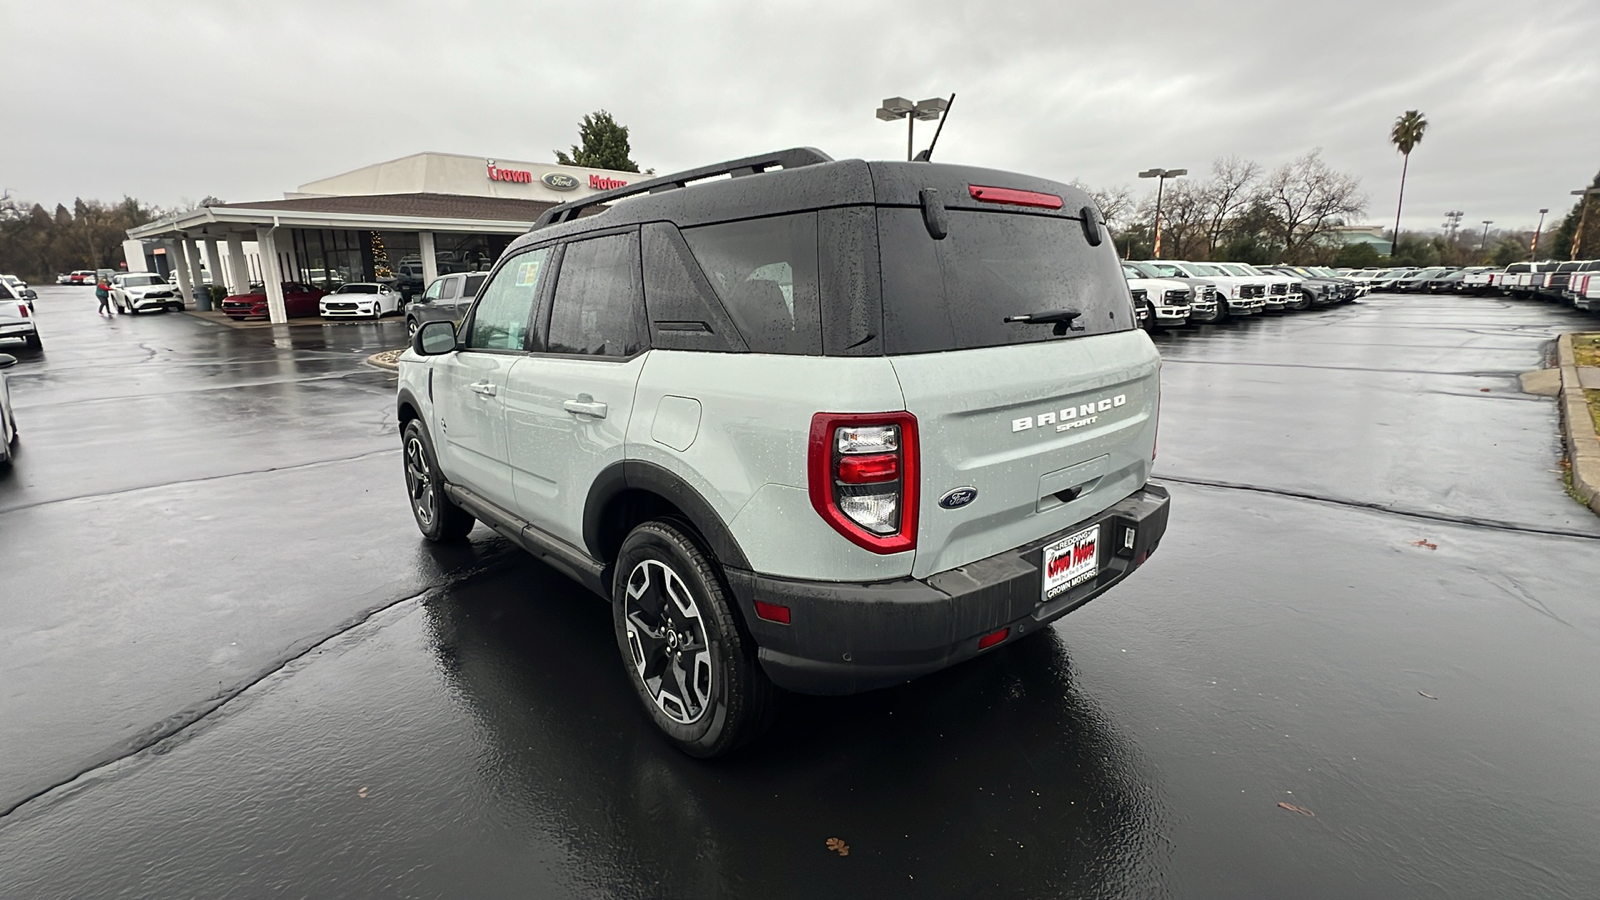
[398,149,1170,756]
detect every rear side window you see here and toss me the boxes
[681,213,823,355]
[547,232,646,358]
[877,209,1132,354]
[464,273,489,299]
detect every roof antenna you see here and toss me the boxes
[912,93,956,162]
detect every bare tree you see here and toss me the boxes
[1137,180,1209,259]
[1257,149,1367,261]
[1072,181,1136,232]
[1199,156,1262,256]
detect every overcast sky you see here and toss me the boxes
[4,0,1596,232]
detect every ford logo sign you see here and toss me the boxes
[938,487,978,510]
[542,172,579,191]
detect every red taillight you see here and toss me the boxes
[18,304,29,317]
[808,412,919,554]
[754,601,791,624]
[967,185,1063,209]
[837,453,898,484]
[978,627,1010,650]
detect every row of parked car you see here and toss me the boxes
[1121,260,1362,328]
[1330,262,1600,311]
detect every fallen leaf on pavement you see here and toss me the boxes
[1419,691,1438,700]
[825,837,850,857]
[358,786,369,798]
[1480,388,1491,392]
[1277,802,1315,817]
[1410,540,1438,550]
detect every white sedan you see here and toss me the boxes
[0,351,19,471]
[319,283,402,319]
[110,273,186,314]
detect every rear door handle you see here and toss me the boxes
[563,394,608,418]
[469,381,497,396]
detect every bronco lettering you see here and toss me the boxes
[1012,393,1128,432]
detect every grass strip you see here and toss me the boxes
[1574,333,1600,368]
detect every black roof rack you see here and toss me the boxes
[532,147,834,229]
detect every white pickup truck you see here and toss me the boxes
[1121,264,1192,328]
[1152,261,1265,319]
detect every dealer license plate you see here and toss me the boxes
[1042,525,1099,601]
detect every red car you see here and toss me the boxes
[220,282,327,320]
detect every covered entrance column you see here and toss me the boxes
[419,231,438,288]
[255,226,289,324]
[182,238,207,306]
[226,235,250,297]
[166,240,194,303]
[200,239,225,311]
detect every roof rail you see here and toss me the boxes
[532,147,835,229]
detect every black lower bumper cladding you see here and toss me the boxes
[726,484,1171,695]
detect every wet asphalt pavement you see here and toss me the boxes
[2,285,1598,898]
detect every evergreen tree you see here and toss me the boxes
[554,110,641,173]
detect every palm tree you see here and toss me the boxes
[1389,110,1428,257]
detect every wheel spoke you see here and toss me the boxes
[668,656,700,719]
[626,611,670,682]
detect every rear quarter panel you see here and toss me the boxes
[629,351,914,581]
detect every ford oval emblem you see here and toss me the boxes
[939,487,978,510]
[542,172,579,191]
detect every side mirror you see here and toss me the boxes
[0,354,16,369]
[413,319,459,355]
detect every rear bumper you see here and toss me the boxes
[727,484,1171,695]
[0,322,38,337]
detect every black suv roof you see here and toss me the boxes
[510,147,1101,253]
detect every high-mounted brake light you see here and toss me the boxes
[968,185,1064,210]
[808,412,919,554]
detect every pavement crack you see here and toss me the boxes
[1156,474,1600,541]
[0,448,399,515]
[0,556,512,822]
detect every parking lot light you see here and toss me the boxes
[1570,188,1600,260]
[1532,208,1549,259]
[1138,168,1188,258]
[1480,220,1493,252]
[877,96,950,161]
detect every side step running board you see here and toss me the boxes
[444,483,609,599]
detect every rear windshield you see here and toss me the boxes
[877,209,1131,354]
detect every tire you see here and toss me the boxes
[1140,300,1158,332]
[406,317,419,339]
[23,332,41,351]
[1214,299,1230,323]
[402,419,474,542]
[613,520,776,758]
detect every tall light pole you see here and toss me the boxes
[1531,208,1549,259]
[1479,220,1493,254]
[1570,187,1600,260]
[877,97,949,161]
[1138,167,1187,258]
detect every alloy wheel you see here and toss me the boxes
[404,435,435,528]
[624,559,713,725]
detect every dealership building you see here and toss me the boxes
[124,152,641,322]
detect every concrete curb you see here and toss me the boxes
[1556,333,1600,514]
[365,350,401,372]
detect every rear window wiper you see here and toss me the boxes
[1004,308,1083,335]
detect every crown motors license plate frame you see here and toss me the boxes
[1041,524,1099,602]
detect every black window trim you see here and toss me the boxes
[531,227,652,364]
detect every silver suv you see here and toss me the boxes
[397,149,1170,756]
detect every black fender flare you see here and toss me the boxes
[397,385,426,424]
[583,460,750,570]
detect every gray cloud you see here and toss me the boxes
[4,0,1596,231]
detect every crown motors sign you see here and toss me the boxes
[485,159,532,183]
